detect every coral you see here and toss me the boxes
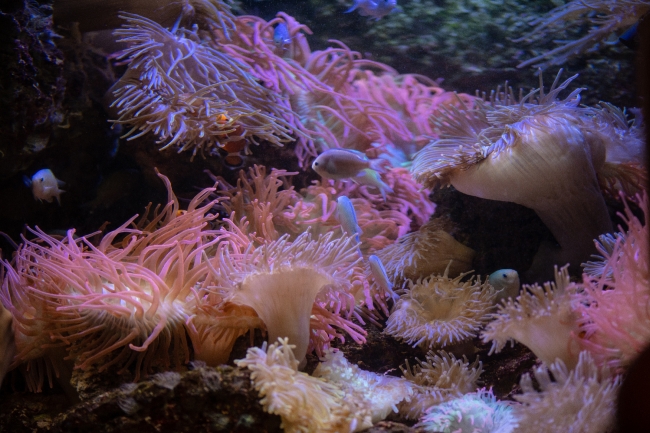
[417,388,516,433]
[236,338,372,433]
[109,14,295,156]
[399,350,483,420]
[481,266,581,369]
[376,218,475,284]
[412,72,623,278]
[385,267,496,349]
[573,193,650,370]
[515,0,650,69]
[512,351,620,433]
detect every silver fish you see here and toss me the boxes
[312,149,393,200]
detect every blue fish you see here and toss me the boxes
[345,0,398,20]
[336,196,362,243]
[368,255,399,301]
[273,23,291,50]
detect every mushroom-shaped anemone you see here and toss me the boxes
[385,268,496,349]
[211,231,365,366]
[412,73,613,278]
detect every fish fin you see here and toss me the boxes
[356,169,393,201]
[345,3,359,13]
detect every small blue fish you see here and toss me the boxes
[368,255,399,301]
[336,196,362,243]
[345,0,398,20]
[488,269,520,303]
[273,23,291,51]
[312,148,393,200]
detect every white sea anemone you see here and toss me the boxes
[399,350,483,420]
[385,268,496,349]
[512,351,620,433]
[418,388,517,433]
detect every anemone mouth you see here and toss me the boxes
[385,273,495,348]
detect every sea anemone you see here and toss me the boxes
[399,350,483,420]
[312,348,415,423]
[0,301,14,387]
[481,266,581,369]
[0,176,227,383]
[0,172,268,387]
[412,73,615,279]
[236,338,372,433]
[573,193,650,370]
[375,218,475,284]
[512,351,620,433]
[208,231,366,366]
[417,388,517,433]
[109,13,295,156]
[385,267,496,349]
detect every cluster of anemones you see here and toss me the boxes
[107,5,473,168]
[0,173,372,389]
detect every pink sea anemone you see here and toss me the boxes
[109,13,295,156]
[0,177,225,385]
[573,193,650,370]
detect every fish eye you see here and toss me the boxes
[502,273,507,278]
[314,162,319,166]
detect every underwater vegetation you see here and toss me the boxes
[0,0,648,432]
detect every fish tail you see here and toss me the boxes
[357,169,393,201]
[344,1,359,13]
